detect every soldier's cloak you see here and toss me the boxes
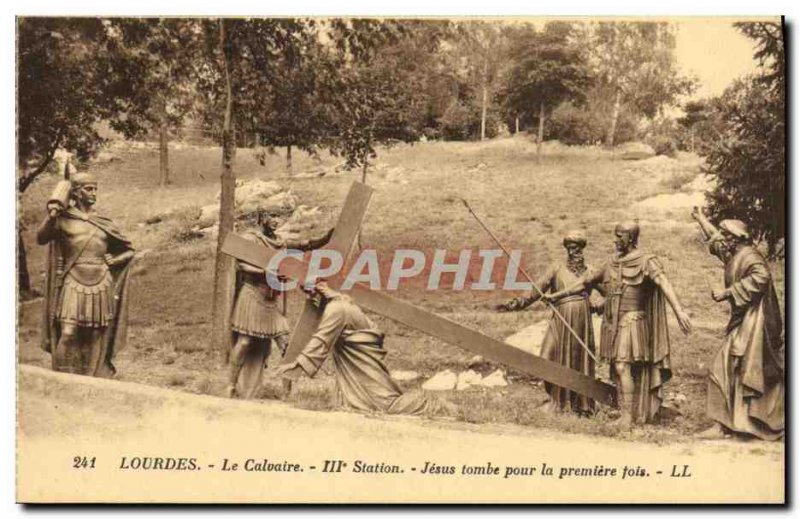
[40,207,137,377]
[606,250,672,423]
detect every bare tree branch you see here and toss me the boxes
[18,128,63,193]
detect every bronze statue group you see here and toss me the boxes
[37,174,784,441]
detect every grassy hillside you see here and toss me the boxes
[17,136,785,443]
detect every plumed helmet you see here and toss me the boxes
[563,229,587,248]
[614,220,640,245]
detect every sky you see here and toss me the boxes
[498,17,770,102]
[673,17,773,100]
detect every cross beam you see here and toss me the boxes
[282,182,373,365]
[221,182,616,406]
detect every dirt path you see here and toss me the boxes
[18,366,783,503]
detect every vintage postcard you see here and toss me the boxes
[15,15,785,504]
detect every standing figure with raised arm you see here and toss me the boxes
[542,221,692,427]
[37,173,136,377]
[692,208,784,440]
[496,230,600,415]
[226,209,333,399]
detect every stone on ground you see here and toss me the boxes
[422,369,457,391]
[390,370,419,382]
[504,315,603,357]
[467,355,485,368]
[455,369,483,391]
[504,320,547,356]
[479,369,508,388]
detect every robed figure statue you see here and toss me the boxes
[692,208,784,440]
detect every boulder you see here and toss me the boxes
[229,179,283,204]
[239,190,297,217]
[390,370,419,382]
[422,369,457,391]
[616,141,655,155]
[467,355,485,368]
[504,321,547,356]
[504,315,602,357]
[479,369,508,388]
[197,204,219,229]
[91,151,120,164]
[277,205,324,235]
[455,369,482,391]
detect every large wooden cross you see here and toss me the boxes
[222,181,616,406]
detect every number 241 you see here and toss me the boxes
[73,456,96,469]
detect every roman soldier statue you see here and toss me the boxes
[226,209,333,399]
[37,173,136,377]
[543,221,692,427]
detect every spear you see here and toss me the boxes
[461,199,598,363]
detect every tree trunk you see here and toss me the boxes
[17,151,69,298]
[606,89,622,148]
[159,122,170,186]
[515,116,519,135]
[537,101,545,160]
[480,59,488,141]
[210,20,237,361]
[480,86,488,141]
[357,154,369,250]
[18,226,30,295]
[286,145,292,174]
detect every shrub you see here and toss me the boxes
[548,103,604,145]
[438,101,472,141]
[437,100,502,141]
[613,111,640,145]
[643,116,680,157]
[651,135,678,157]
[547,102,639,146]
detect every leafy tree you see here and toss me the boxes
[702,22,785,257]
[590,21,696,146]
[242,20,326,173]
[324,19,448,182]
[103,19,206,185]
[18,18,129,191]
[676,98,729,154]
[200,19,324,357]
[446,21,512,141]
[677,100,710,152]
[17,18,142,293]
[501,22,592,157]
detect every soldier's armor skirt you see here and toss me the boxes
[58,269,115,328]
[231,283,289,339]
[599,311,651,362]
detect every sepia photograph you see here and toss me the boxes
[13,13,786,504]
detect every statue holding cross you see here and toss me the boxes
[221,181,617,415]
[276,280,443,415]
[225,209,333,399]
